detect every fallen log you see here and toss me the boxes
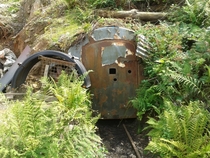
[95,9,167,21]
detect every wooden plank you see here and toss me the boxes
[44,64,49,77]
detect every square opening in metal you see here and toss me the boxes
[109,68,116,74]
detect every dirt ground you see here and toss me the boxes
[97,118,155,158]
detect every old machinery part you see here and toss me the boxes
[68,26,150,60]
[38,55,76,81]
[11,50,91,89]
[68,26,146,119]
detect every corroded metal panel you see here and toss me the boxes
[91,26,135,41]
[82,39,143,119]
[68,26,146,119]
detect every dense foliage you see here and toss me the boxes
[131,0,210,157]
[145,101,210,158]
[0,72,105,157]
[169,0,210,27]
[132,22,210,118]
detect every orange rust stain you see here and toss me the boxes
[99,95,108,106]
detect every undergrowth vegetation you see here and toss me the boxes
[0,72,105,157]
[132,22,210,118]
[145,101,210,157]
[131,0,210,157]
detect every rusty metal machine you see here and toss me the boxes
[1,26,149,119]
[68,26,147,119]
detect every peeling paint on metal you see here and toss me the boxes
[91,26,135,41]
[101,45,127,66]
[68,26,147,119]
[101,43,135,67]
[68,35,89,59]
[82,38,143,119]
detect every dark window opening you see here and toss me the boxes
[113,78,117,81]
[128,70,132,73]
[109,68,116,74]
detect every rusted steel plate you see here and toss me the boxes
[68,26,146,119]
[82,39,144,119]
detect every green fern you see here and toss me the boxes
[131,80,164,120]
[169,70,204,95]
[145,100,210,158]
[169,0,210,27]
[0,72,105,157]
